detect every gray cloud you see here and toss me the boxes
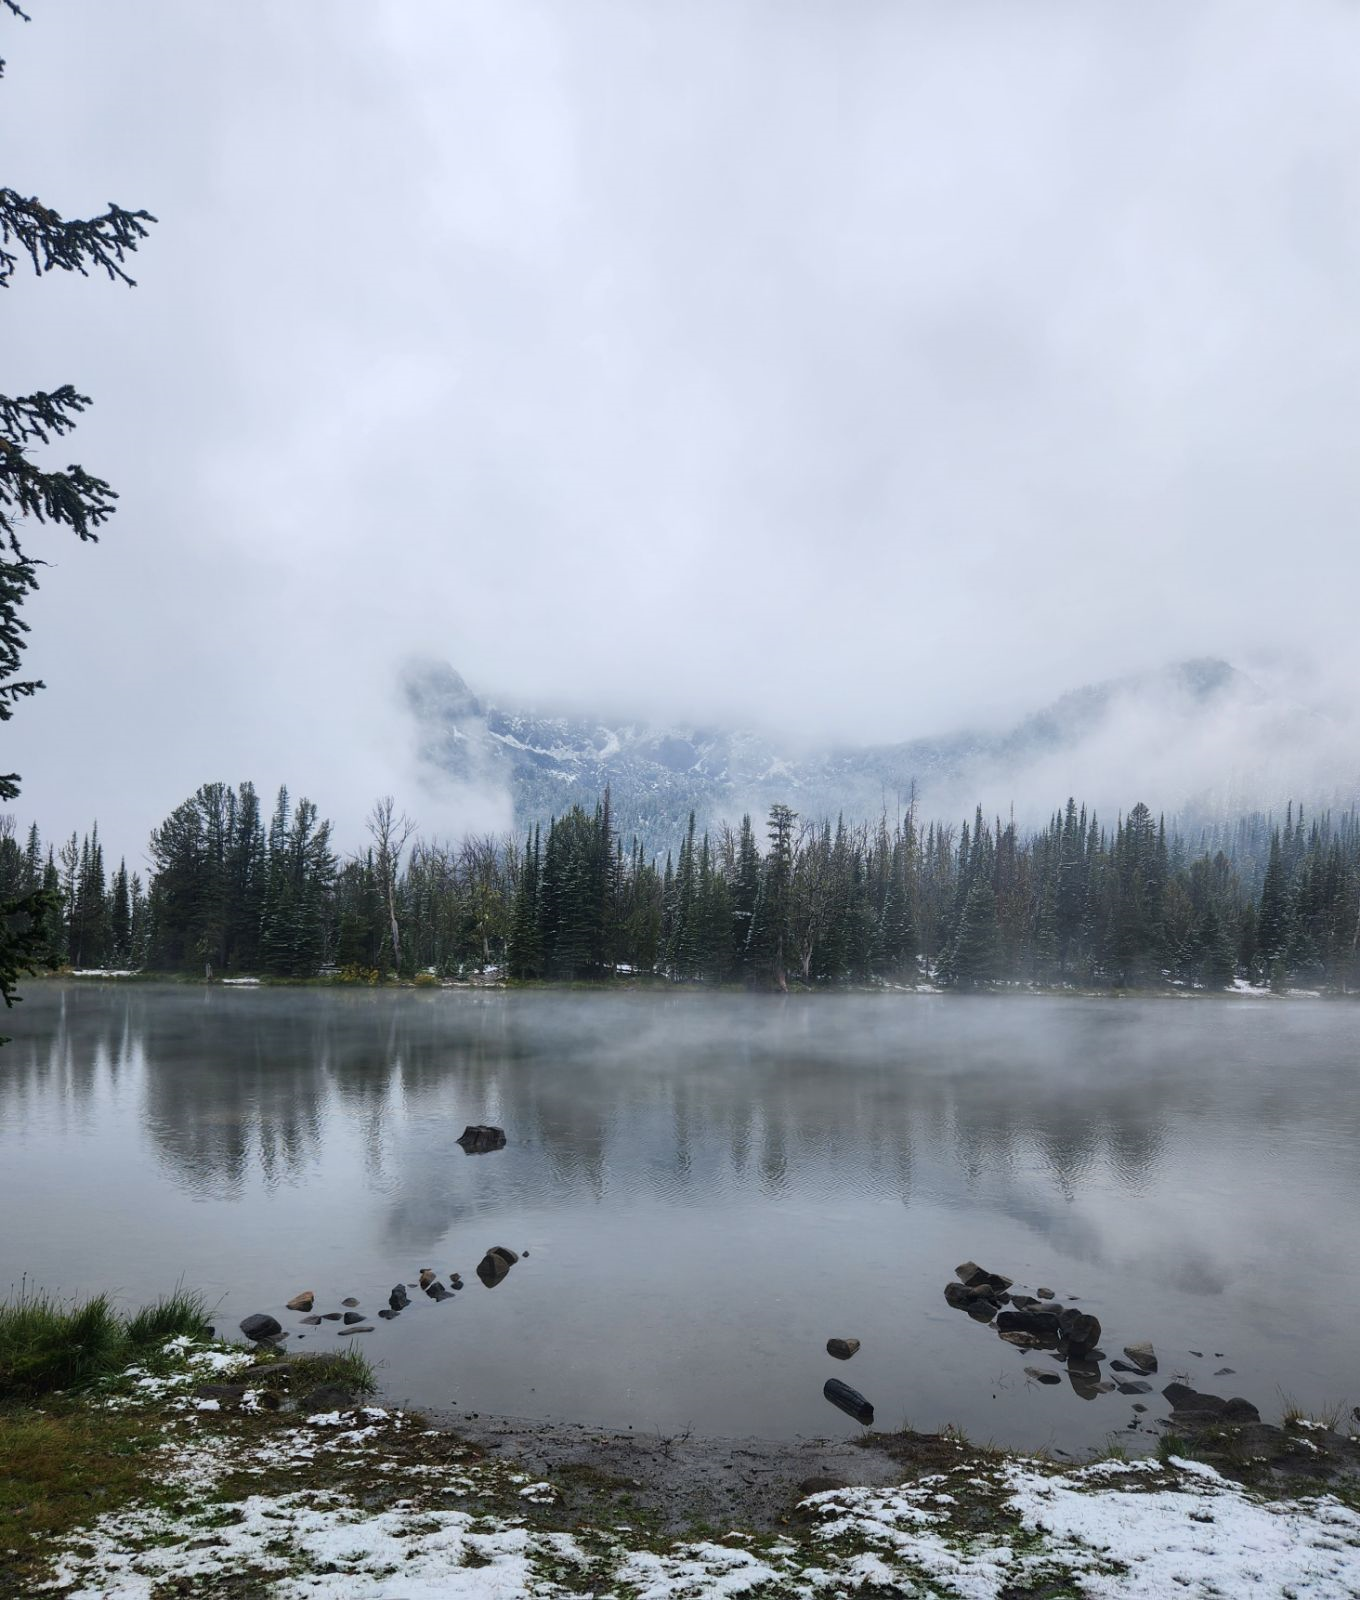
[4,0,1359,859]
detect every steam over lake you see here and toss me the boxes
[2,983,1356,1453]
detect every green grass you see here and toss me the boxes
[0,1286,209,1400]
[244,1343,378,1400]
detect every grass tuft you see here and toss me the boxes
[0,1288,124,1398]
[124,1288,209,1350]
[1,1286,210,1400]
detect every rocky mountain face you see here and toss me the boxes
[403,656,1309,848]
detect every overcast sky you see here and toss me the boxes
[5,1,1359,858]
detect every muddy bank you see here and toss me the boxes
[425,1406,934,1532]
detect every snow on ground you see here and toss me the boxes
[35,1343,1360,1598]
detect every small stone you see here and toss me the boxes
[285,1292,315,1313]
[823,1378,874,1424]
[1132,1402,1148,1413]
[299,1315,322,1326]
[1036,1288,1055,1300]
[1025,1367,1061,1385]
[338,1326,373,1336]
[389,1286,410,1310]
[826,1338,860,1360]
[1214,1366,1236,1376]
[321,1312,343,1321]
[341,1297,360,1308]
[377,1308,400,1321]
[1189,1350,1204,1358]
[426,1282,452,1301]
[342,1311,365,1325]
[419,1269,437,1289]
[999,1330,1045,1349]
[239,1313,282,1342]
[1117,1380,1153,1395]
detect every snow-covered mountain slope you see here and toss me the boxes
[403,657,1350,847]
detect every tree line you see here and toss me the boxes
[3,783,1358,993]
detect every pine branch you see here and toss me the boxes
[0,190,156,287]
[0,434,118,550]
[0,385,91,445]
[2,2,32,21]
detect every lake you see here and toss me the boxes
[1,981,1356,1455]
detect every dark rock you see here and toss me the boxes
[418,1269,437,1289]
[1189,1350,1204,1358]
[338,1326,372,1336]
[1062,1312,1102,1359]
[1123,1342,1158,1374]
[195,1383,247,1403]
[341,1297,360,1308]
[476,1247,518,1288]
[304,1385,357,1414]
[1118,1380,1153,1395]
[1110,1359,1140,1374]
[457,1124,507,1153]
[1036,1287,1055,1299]
[964,1302,997,1324]
[449,1274,463,1289]
[955,1261,1013,1293]
[826,1338,860,1361]
[239,1313,282,1342]
[377,1308,400,1321]
[1024,1366,1061,1385]
[342,1311,365,1325]
[321,1312,343,1321]
[1162,1383,1260,1424]
[389,1285,410,1310]
[997,1309,1060,1337]
[823,1378,874,1425]
[1066,1361,1104,1401]
[1132,1402,1148,1413]
[1214,1367,1236,1376]
[798,1475,848,1496]
[426,1282,452,1301]
[1009,1294,1041,1311]
[285,1292,315,1312]
[299,1315,322,1326]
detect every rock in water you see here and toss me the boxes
[823,1379,874,1424]
[457,1124,507,1153]
[826,1338,860,1360]
[1162,1383,1260,1424]
[299,1314,322,1326]
[239,1313,282,1342]
[997,1309,1060,1337]
[377,1308,400,1321]
[1036,1287,1055,1300]
[426,1282,451,1302]
[1123,1341,1158,1374]
[389,1285,410,1310]
[342,1311,365,1325]
[341,1297,360,1308]
[1025,1366,1062,1385]
[285,1292,315,1313]
[320,1312,343,1322]
[338,1326,373,1336]
[1062,1312,1102,1359]
[418,1269,436,1289]
[476,1246,519,1288]
[1117,1380,1153,1395]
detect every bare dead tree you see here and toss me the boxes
[366,795,416,973]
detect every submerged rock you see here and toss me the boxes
[1025,1366,1062,1385]
[457,1123,507,1154]
[389,1285,411,1310]
[426,1282,452,1301]
[338,1326,373,1336]
[377,1308,400,1321]
[826,1338,860,1361]
[320,1312,343,1322]
[341,1297,360,1309]
[342,1311,365,1325]
[823,1378,874,1424]
[299,1314,322,1326]
[239,1313,282,1342]
[1117,1380,1153,1395]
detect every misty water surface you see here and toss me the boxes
[2,982,1357,1454]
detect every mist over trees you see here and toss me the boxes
[4,784,1358,994]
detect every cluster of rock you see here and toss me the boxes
[237,1241,525,1346]
[942,1260,1157,1403]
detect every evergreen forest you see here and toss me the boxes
[3,782,1359,994]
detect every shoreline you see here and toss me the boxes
[5,1338,1360,1597]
